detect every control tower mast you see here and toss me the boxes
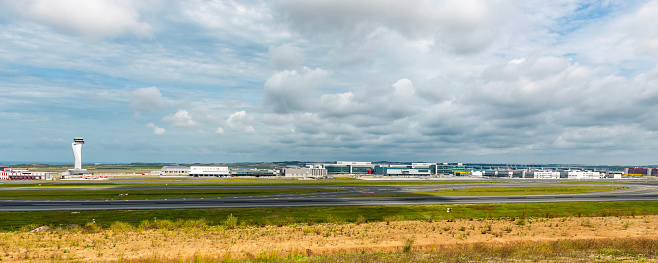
[72,137,84,170]
[67,137,88,175]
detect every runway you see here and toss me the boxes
[0,181,657,211]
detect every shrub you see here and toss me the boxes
[403,238,414,253]
[182,218,208,230]
[225,214,238,229]
[138,220,153,231]
[356,216,367,225]
[110,221,134,232]
[82,222,100,233]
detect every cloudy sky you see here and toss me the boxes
[1,0,658,165]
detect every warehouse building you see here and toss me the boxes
[625,167,658,176]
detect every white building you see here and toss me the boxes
[606,172,623,179]
[470,171,484,177]
[160,166,190,175]
[1,168,52,180]
[282,167,328,178]
[373,163,437,176]
[189,166,230,177]
[528,171,561,179]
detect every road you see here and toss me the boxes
[0,181,657,211]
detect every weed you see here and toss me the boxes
[581,219,595,228]
[516,218,526,226]
[356,215,367,225]
[623,222,633,230]
[402,238,414,253]
[224,214,238,229]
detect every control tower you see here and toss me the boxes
[68,137,88,175]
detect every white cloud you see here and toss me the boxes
[163,109,197,127]
[5,0,658,163]
[3,0,152,40]
[227,111,254,133]
[269,44,304,69]
[146,122,165,135]
[130,87,168,112]
[275,0,514,54]
[263,67,329,114]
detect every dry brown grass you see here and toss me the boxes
[1,215,657,262]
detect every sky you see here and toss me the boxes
[1,0,658,165]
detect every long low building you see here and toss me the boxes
[1,168,53,180]
[512,170,561,179]
[188,166,230,177]
[561,170,603,179]
[373,164,435,176]
[160,166,190,175]
[281,167,327,178]
[231,168,279,177]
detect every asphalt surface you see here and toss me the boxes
[0,180,657,211]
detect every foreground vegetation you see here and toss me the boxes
[116,238,658,262]
[2,201,657,232]
[2,214,657,262]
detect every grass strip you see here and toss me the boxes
[0,188,344,200]
[2,201,657,232]
[0,181,497,188]
[545,181,635,185]
[360,186,627,197]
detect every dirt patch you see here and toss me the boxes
[1,215,657,262]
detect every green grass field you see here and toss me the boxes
[359,186,627,197]
[0,180,496,188]
[0,188,345,200]
[1,201,656,232]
